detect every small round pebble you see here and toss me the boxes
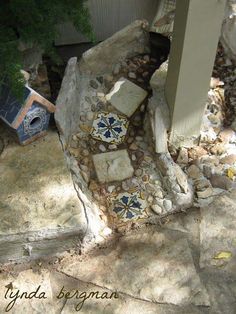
[99,144,106,152]
[137,78,144,83]
[82,149,90,157]
[129,143,138,150]
[143,55,150,62]
[128,72,137,79]
[163,199,172,211]
[122,181,130,191]
[142,174,149,182]
[147,195,154,203]
[108,144,117,150]
[127,137,134,144]
[113,64,121,75]
[154,189,163,199]
[80,164,89,172]
[134,169,143,177]
[151,204,163,215]
[139,142,148,150]
[131,154,137,161]
[142,71,149,78]
[82,157,90,165]
[107,185,116,193]
[140,104,145,112]
[86,112,94,121]
[80,114,86,122]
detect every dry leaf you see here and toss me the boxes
[214,251,232,260]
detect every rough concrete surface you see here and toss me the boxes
[58,228,210,307]
[0,127,87,262]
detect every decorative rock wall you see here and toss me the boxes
[55,20,151,237]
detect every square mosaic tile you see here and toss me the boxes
[91,111,129,144]
[106,78,148,117]
[111,191,147,221]
[93,150,134,183]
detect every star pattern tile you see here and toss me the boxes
[91,111,129,144]
[111,191,147,221]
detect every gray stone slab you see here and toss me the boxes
[164,208,201,267]
[79,20,150,75]
[200,189,236,274]
[200,269,236,314]
[50,271,204,314]
[106,77,148,117]
[59,228,210,307]
[92,149,134,183]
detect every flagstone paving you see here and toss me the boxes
[92,150,134,183]
[200,189,236,274]
[51,271,204,314]
[106,77,148,117]
[0,204,236,313]
[58,228,210,307]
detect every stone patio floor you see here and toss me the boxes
[0,190,236,313]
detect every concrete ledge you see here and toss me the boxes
[0,130,87,263]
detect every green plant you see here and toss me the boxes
[0,0,94,100]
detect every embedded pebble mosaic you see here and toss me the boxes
[67,51,236,227]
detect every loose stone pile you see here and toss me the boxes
[171,45,236,207]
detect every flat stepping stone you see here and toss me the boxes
[91,111,129,144]
[93,149,134,183]
[200,189,236,273]
[59,228,210,307]
[110,191,147,221]
[51,271,204,314]
[92,149,134,183]
[199,268,236,314]
[106,77,148,117]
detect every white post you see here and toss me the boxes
[165,0,226,147]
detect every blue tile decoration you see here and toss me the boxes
[91,111,129,144]
[111,191,147,221]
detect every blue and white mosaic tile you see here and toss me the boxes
[111,191,147,221]
[91,112,129,144]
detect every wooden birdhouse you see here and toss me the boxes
[0,85,55,145]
